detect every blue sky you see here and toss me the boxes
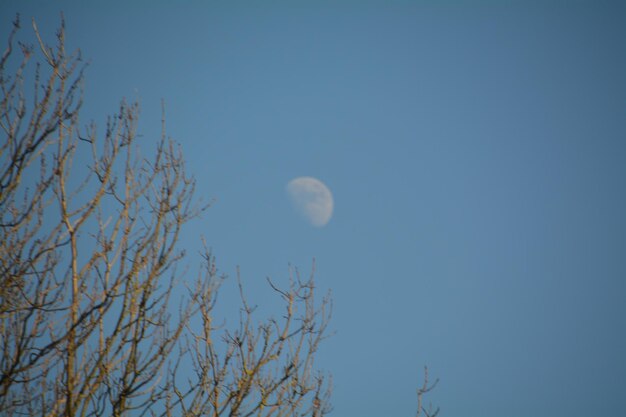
[2,1,625,416]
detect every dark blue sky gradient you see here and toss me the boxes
[2,2,625,416]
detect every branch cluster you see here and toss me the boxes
[0,16,332,417]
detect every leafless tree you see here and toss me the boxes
[0,16,331,417]
[0,15,436,417]
[416,366,439,417]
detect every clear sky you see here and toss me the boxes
[2,1,625,416]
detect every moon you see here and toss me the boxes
[286,177,334,227]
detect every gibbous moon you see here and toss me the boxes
[286,177,334,227]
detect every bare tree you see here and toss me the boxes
[0,16,332,417]
[1,15,437,417]
[416,366,439,417]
